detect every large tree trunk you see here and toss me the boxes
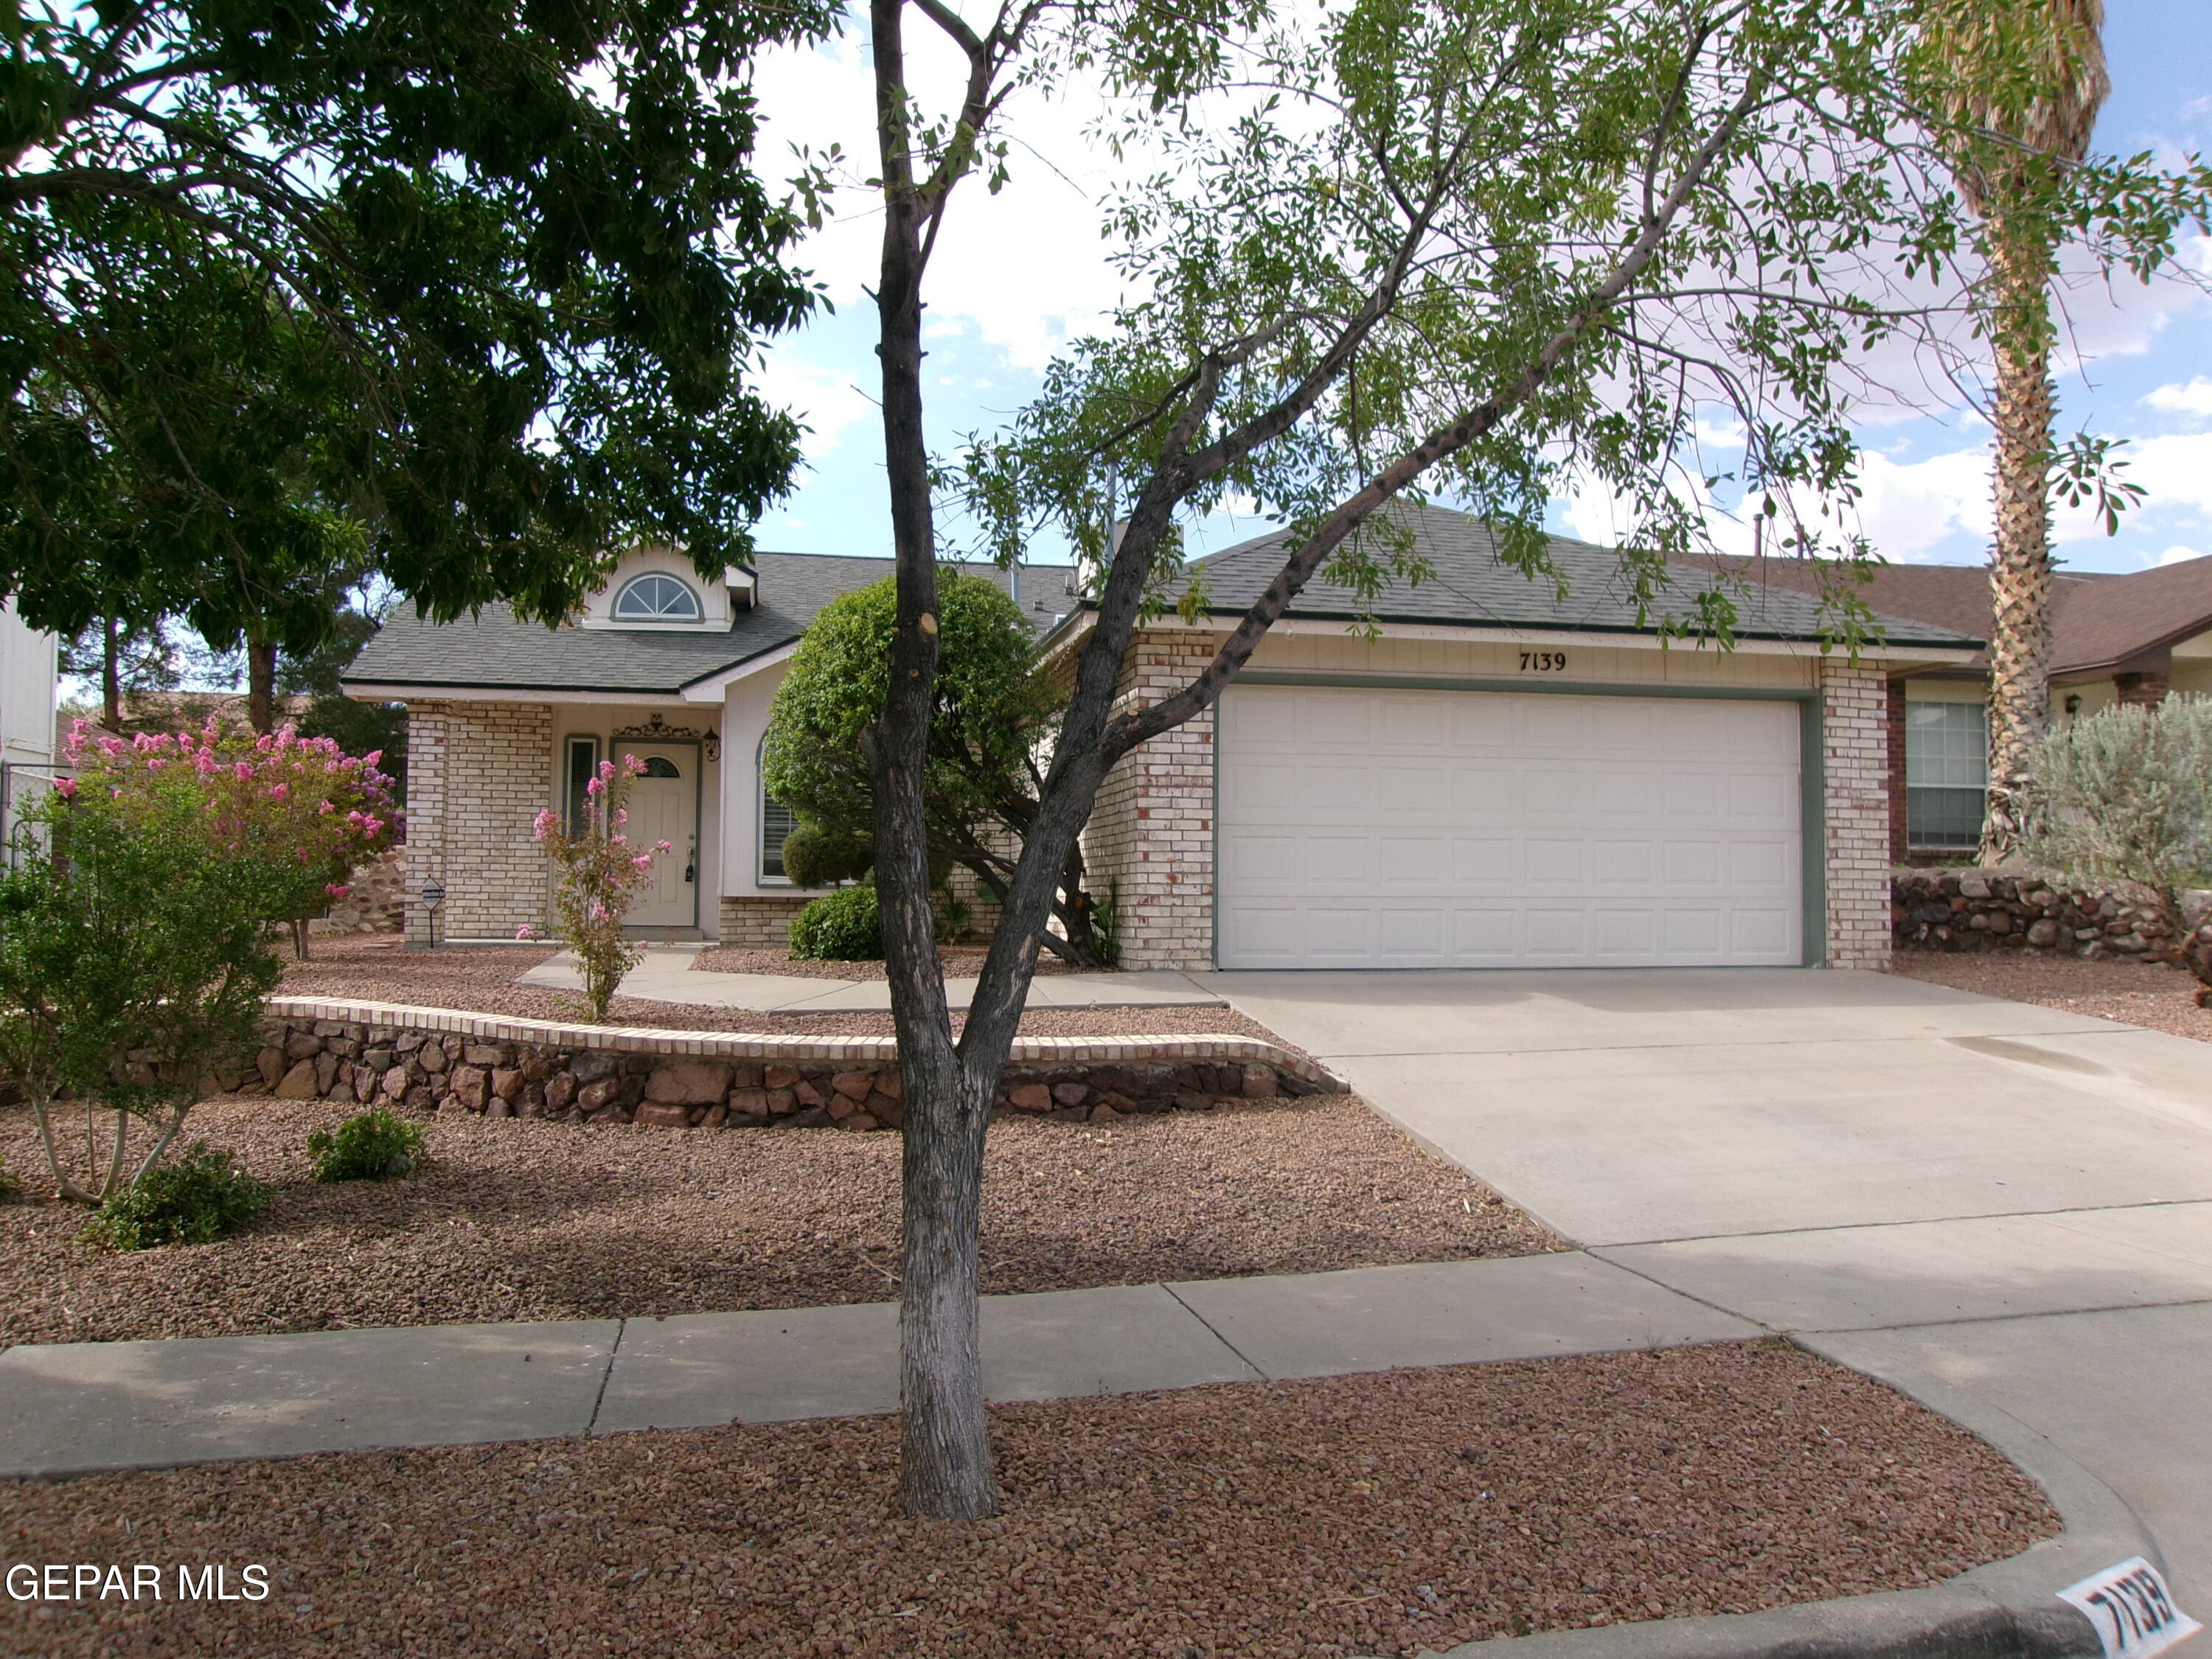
[1979,239,2056,866]
[246,637,277,735]
[869,0,997,1521]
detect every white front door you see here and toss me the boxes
[1217,684,1804,969]
[613,742,698,928]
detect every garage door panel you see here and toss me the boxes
[1220,686,1804,969]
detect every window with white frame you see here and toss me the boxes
[1905,701,1986,849]
[611,572,701,622]
[758,739,797,883]
[563,735,600,837]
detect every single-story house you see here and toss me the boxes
[1681,552,2212,859]
[344,504,1981,970]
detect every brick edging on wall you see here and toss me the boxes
[252,997,1347,1131]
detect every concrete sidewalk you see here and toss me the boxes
[0,1253,1754,1479]
[521,945,1225,1014]
[1203,966,2212,1613]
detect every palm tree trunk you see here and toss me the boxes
[1979,240,2056,866]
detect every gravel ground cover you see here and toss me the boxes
[0,1342,2058,1659]
[692,945,1079,979]
[0,1093,1554,1344]
[1893,948,2212,1045]
[277,939,1277,1043]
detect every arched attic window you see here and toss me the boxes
[612,572,702,622]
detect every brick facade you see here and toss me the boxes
[1082,628,1219,970]
[403,700,554,945]
[717,894,813,948]
[1822,658,1892,970]
[1885,678,1910,866]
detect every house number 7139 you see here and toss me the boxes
[1518,651,1568,672]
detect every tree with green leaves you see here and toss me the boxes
[761,572,1107,963]
[0,0,832,653]
[851,0,2211,1518]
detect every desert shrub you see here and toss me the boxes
[80,1144,269,1251]
[2029,696,2212,997]
[0,781,286,1206]
[790,883,883,961]
[305,1108,427,1182]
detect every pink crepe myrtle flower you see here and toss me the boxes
[654,840,672,854]
[319,800,336,815]
[268,782,288,800]
[515,925,538,941]
[52,777,76,800]
[97,736,125,757]
[532,809,559,843]
[235,762,255,782]
[585,775,604,798]
[362,751,382,768]
[324,883,350,899]
[630,854,653,872]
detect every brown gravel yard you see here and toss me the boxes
[0,1342,2057,1659]
[0,1093,1555,1345]
[1893,948,2212,1045]
[279,939,1279,1043]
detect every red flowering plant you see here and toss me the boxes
[59,717,400,958]
[518,754,670,1021]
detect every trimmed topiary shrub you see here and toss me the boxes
[80,1144,268,1251]
[789,883,883,961]
[306,1108,428,1182]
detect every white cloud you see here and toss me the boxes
[2143,376,2212,418]
[751,35,1134,372]
[2153,543,2208,566]
[2111,430,2212,520]
[752,352,876,462]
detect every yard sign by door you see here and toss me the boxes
[612,742,698,928]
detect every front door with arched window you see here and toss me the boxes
[612,742,698,928]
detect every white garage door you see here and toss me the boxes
[1217,685,1804,969]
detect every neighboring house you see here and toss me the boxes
[0,596,59,842]
[1680,553,2212,860]
[343,506,1982,969]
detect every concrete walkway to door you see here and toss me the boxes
[1199,966,2212,1612]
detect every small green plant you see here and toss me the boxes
[80,1144,268,1251]
[790,883,883,961]
[305,1108,427,1182]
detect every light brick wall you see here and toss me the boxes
[718,894,812,948]
[1822,658,1892,969]
[1082,629,1218,970]
[403,700,554,944]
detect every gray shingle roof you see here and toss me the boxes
[343,553,1039,696]
[1182,502,1982,648]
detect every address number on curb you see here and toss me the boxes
[2059,1558,2202,1659]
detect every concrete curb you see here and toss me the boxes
[1413,1338,2166,1659]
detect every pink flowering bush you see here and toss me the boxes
[522,755,670,1021]
[60,717,400,958]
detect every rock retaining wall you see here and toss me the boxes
[235,998,1346,1130]
[1892,867,2212,959]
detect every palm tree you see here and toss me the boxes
[1927,0,2110,864]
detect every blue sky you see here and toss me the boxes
[746,1,2212,577]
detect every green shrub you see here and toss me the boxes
[80,1144,268,1251]
[305,1108,428,1182]
[789,883,883,960]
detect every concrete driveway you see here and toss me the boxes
[1200,966,2212,1608]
